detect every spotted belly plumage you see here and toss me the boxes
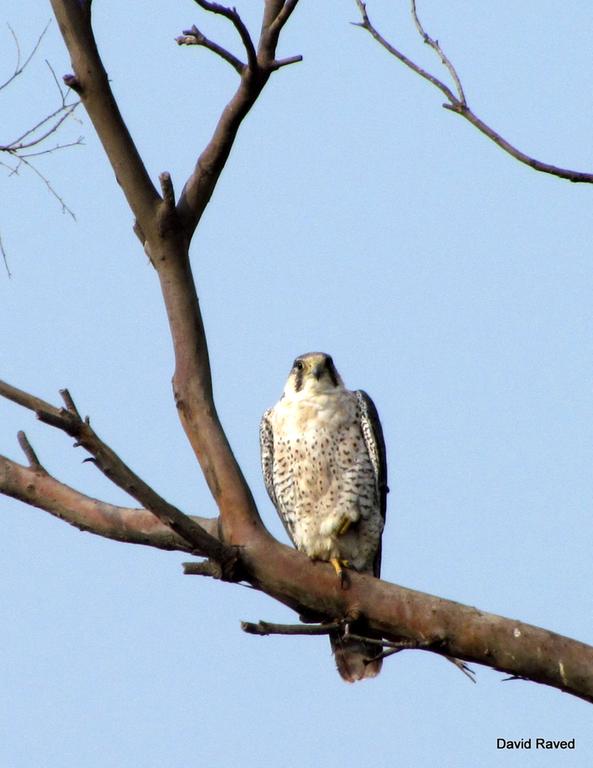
[262,390,382,572]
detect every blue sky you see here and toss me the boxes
[1,1,592,766]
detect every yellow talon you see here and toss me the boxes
[330,557,350,588]
[330,557,350,575]
[337,517,352,536]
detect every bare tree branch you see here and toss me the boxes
[194,1,257,71]
[0,379,232,566]
[4,102,79,153]
[0,27,82,259]
[238,545,593,703]
[153,1,303,544]
[410,0,466,105]
[241,620,342,636]
[176,0,302,238]
[49,0,160,232]
[0,233,10,278]
[176,25,245,75]
[0,21,51,91]
[0,452,218,552]
[263,0,300,54]
[48,1,301,549]
[16,430,45,472]
[355,1,593,184]
[6,154,77,220]
[1,42,81,158]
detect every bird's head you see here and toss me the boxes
[283,352,344,398]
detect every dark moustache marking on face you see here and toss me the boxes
[293,359,304,392]
[325,355,339,387]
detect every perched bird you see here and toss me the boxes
[260,352,388,681]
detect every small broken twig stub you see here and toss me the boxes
[241,620,343,636]
[16,431,45,472]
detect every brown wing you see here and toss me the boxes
[356,390,388,578]
[259,408,277,508]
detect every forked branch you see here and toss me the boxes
[176,0,302,237]
[176,25,245,74]
[47,4,301,546]
[0,379,232,567]
[0,21,51,91]
[355,0,593,183]
[0,26,82,252]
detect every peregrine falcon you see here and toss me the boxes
[260,352,388,681]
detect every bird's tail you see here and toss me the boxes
[330,623,382,682]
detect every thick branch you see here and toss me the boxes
[50,0,161,231]
[355,1,593,184]
[154,1,301,545]
[47,1,292,550]
[0,453,218,552]
[237,539,593,703]
[149,233,265,546]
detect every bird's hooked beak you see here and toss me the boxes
[312,362,324,381]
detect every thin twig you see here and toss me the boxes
[176,26,245,75]
[354,0,593,183]
[18,138,84,159]
[0,233,10,278]
[353,0,457,105]
[347,633,423,650]
[0,21,52,91]
[0,35,82,226]
[410,0,466,105]
[194,0,257,71]
[448,657,477,683]
[13,155,77,219]
[4,102,79,151]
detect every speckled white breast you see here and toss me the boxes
[268,389,382,570]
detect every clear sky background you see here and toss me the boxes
[1,1,592,766]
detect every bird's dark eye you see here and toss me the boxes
[294,360,304,371]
